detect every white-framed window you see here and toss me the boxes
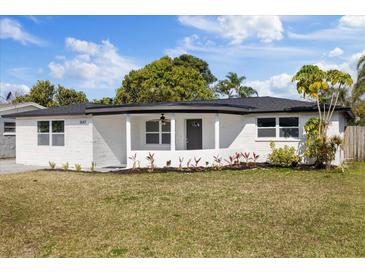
[145,120,171,144]
[37,120,65,146]
[279,117,299,138]
[257,117,276,138]
[4,122,16,134]
[257,117,299,139]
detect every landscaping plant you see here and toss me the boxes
[304,118,342,168]
[48,161,56,169]
[213,155,222,169]
[193,157,201,167]
[268,142,301,167]
[63,162,69,171]
[75,164,82,172]
[292,65,352,168]
[178,157,184,170]
[90,162,96,172]
[128,153,139,169]
[146,153,156,170]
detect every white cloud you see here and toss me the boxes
[288,16,365,41]
[65,37,99,55]
[327,47,344,58]
[0,18,44,46]
[339,16,365,28]
[315,49,365,80]
[165,34,315,61]
[49,38,138,88]
[178,16,284,44]
[0,82,30,100]
[246,73,297,98]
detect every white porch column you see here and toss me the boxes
[170,113,176,151]
[215,113,220,149]
[126,114,131,155]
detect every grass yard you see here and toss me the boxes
[1,163,365,257]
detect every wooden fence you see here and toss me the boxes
[343,126,365,161]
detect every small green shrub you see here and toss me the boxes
[268,142,301,167]
[90,162,96,172]
[48,161,56,169]
[75,163,81,172]
[63,162,69,171]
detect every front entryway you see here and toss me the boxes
[186,119,202,150]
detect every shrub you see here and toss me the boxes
[90,162,96,172]
[63,162,69,171]
[48,161,56,169]
[268,142,301,167]
[304,118,342,168]
[75,163,82,172]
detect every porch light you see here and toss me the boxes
[160,113,166,125]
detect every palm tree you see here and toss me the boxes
[215,72,258,98]
[353,55,365,103]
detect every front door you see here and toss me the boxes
[186,119,202,150]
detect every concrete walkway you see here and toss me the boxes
[0,159,42,175]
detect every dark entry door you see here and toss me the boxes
[186,119,202,150]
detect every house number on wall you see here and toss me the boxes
[80,120,87,125]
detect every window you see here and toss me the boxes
[279,117,299,138]
[257,117,299,139]
[37,121,50,145]
[145,120,171,144]
[257,118,276,138]
[4,122,16,133]
[37,120,64,146]
[52,121,65,146]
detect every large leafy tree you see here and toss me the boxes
[215,72,258,98]
[115,56,215,104]
[93,97,114,105]
[14,80,88,107]
[54,85,88,106]
[14,80,56,107]
[172,54,217,84]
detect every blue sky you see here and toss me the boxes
[1,15,365,100]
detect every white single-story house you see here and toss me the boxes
[0,102,45,159]
[4,96,353,169]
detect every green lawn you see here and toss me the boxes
[1,163,365,257]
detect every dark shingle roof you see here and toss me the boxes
[3,97,353,118]
[3,103,100,118]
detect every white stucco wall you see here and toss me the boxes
[16,116,93,167]
[93,115,126,167]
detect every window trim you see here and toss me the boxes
[256,116,300,141]
[145,119,171,145]
[37,120,65,146]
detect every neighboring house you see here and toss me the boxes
[0,102,45,159]
[3,97,353,168]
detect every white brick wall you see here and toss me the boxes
[16,116,93,168]
[93,115,126,167]
[15,111,346,168]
